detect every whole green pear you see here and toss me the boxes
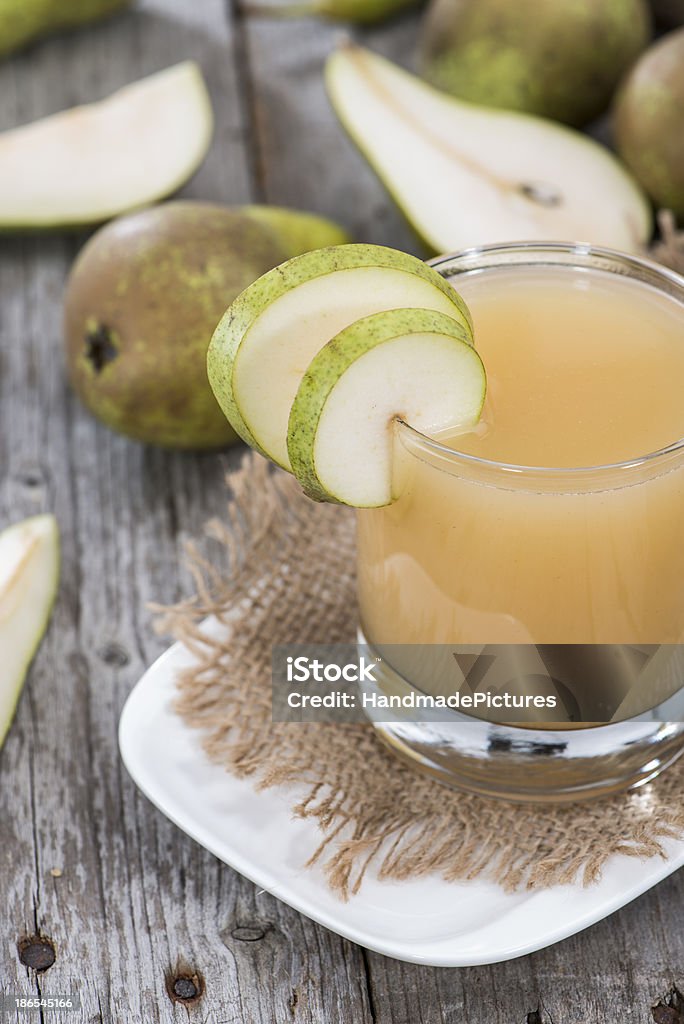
[63,202,350,450]
[0,0,131,58]
[245,0,421,24]
[614,29,684,219]
[650,0,684,26]
[420,0,652,126]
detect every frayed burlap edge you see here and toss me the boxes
[649,211,684,275]
[155,453,684,900]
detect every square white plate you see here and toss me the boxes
[119,637,684,967]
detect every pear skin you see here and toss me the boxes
[63,202,350,451]
[420,0,651,127]
[242,205,350,258]
[614,29,684,219]
[0,0,131,59]
[244,0,420,24]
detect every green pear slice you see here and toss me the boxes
[326,45,652,254]
[0,515,60,749]
[287,308,485,507]
[208,244,473,470]
[0,63,213,229]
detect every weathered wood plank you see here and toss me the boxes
[239,6,421,253]
[0,2,372,1022]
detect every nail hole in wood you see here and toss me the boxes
[98,642,130,668]
[166,971,203,1006]
[19,471,44,489]
[652,986,684,1024]
[18,935,56,972]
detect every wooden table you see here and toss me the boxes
[1,2,682,1020]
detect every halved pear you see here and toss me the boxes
[0,515,60,749]
[207,244,473,470]
[287,308,485,507]
[0,62,213,229]
[326,45,652,254]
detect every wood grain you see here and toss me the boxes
[0,1,682,1021]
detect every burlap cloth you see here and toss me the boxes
[156,219,684,900]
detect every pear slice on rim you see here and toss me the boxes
[0,515,60,748]
[207,243,473,470]
[287,307,486,507]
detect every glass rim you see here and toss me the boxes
[404,241,684,481]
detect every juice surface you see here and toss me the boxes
[444,266,684,467]
[357,264,684,660]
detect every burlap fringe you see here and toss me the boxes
[649,211,684,275]
[155,453,684,899]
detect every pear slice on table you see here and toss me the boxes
[0,62,213,229]
[0,516,60,749]
[326,45,652,254]
[207,244,473,470]
[288,308,485,507]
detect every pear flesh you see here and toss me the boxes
[614,29,684,220]
[0,0,131,59]
[288,308,484,507]
[0,516,60,750]
[64,201,350,451]
[0,62,213,229]
[208,244,473,469]
[326,45,652,255]
[243,0,420,24]
[420,0,651,127]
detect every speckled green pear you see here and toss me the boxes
[207,243,473,468]
[0,0,131,58]
[64,201,350,451]
[242,205,351,258]
[420,0,651,126]
[244,0,420,24]
[287,307,485,507]
[614,29,684,219]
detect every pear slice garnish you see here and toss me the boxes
[0,516,60,749]
[287,307,486,507]
[208,243,473,470]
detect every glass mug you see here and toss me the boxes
[356,243,684,802]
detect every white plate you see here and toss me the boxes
[119,637,684,967]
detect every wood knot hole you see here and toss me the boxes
[231,924,267,942]
[98,642,130,668]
